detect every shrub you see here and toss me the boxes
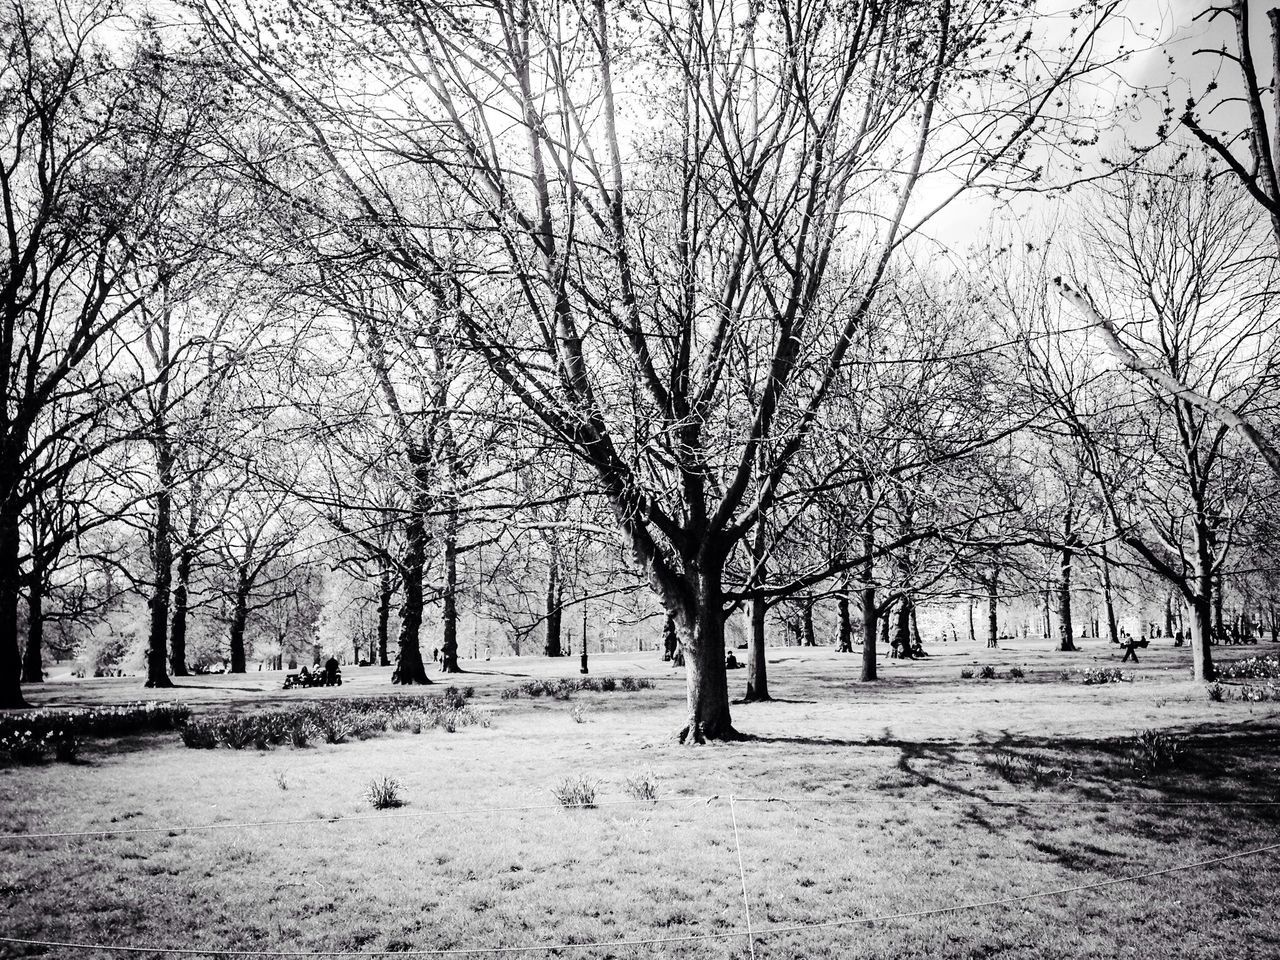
[52,733,81,763]
[365,776,404,810]
[977,665,997,680]
[1008,666,1025,679]
[1081,667,1127,685]
[1206,683,1226,703]
[217,718,256,750]
[553,775,598,809]
[1132,729,1185,774]
[181,721,219,749]
[178,694,486,752]
[0,729,50,764]
[1217,657,1280,680]
[0,702,191,765]
[619,677,654,692]
[959,668,974,679]
[623,769,659,801]
[1239,682,1280,702]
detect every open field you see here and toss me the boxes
[3,636,1280,959]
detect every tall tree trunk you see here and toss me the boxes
[21,564,43,683]
[169,547,193,676]
[986,572,999,648]
[544,559,563,656]
[0,495,25,709]
[675,563,735,743]
[1213,568,1225,646]
[440,505,461,673]
[1042,587,1052,640]
[0,500,24,708]
[1100,546,1119,644]
[1058,545,1076,652]
[145,474,175,688]
[746,593,769,701]
[894,596,913,658]
[393,465,431,685]
[228,579,249,674]
[879,597,892,652]
[909,601,922,650]
[1191,552,1216,681]
[377,563,392,666]
[1164,591,1176,638]
[860,506,877,681]
[802,600,816,646]
[744,518,770,700]
[967,598,975,642]
[837,594,852,652]
[1189,593,1215,680]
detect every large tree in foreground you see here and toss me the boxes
[195,0,1129,739]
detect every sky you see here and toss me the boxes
[921,0,1265,250]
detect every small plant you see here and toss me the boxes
[623,769,659,801]
[1217,656,1280,680]
[1081,667,1127,685]
[365,776,404,810]
[52,733,81,763]
[1132,729,1185,775]
[1206,683,1226,703]
[1008,666,1025,679]
[959,668,974,679]
[180,721,219,749]
[553,775,598,809]
[977,664,997,680]
[1240,682,1280,702]
[569,704,587,724]
[274,771,289,791]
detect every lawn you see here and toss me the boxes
[2,635,1279,959]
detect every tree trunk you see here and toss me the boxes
[1190,553,1216,680]
[986,573,999,648]
[544,559,563,656]
[1164,591,1176,639]
[675,564,736,743]
[910,602,922,650]
[0,501,24,708]
[802,601,816,646]
[745,592,769,701]
[894,596,913,658]
[1042,587,1052,640]
[440,506,461,673]
[228,580,249,674]
[377,564,392,666]
[1100,547,1119,644]
[1189,593,1216,681]
[837,594,852,652]
[392,469,431,684]
[169,547,193,676]
[967,598,975,642]
[21,565,43,683]
[879,597,892,652]
[1058,546,1076,652]
[861,506,877,680]
[145,478,174,688]
[1213,569,1225,646]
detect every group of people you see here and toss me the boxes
[284,657,342,688]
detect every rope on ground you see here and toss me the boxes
[1,839,1275,957]
[728,795,757,960]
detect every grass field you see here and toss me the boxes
[2,635,1279,959]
